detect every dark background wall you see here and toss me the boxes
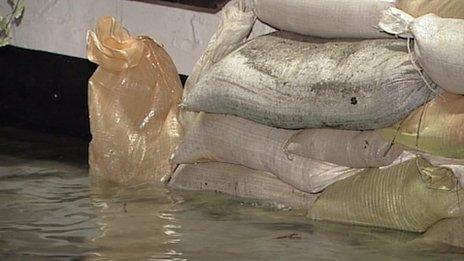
[0,46,187,140]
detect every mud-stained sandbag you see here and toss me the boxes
[380,8,464,94]
[182,32,437,130]
[419,217,464,248]
[397,0,464,19]
[285,129,405,168]
[169,162,318,209]
[87,17,183,185]
[253,0,396,38]
[173,113,362,193]
[379,92,464,159]
[309,158,464,232]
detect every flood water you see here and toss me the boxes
[1,128,463,260]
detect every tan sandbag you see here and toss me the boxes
[253,0,395,38]
[169,162,318,209]
[379,92,464,159]
[309,158,464,232]
[386,151,464,188]
[173,113,362,193]
[87,17,183,185]
[285,129,404,168]
[397,0,464,18]
[379,8,464,94]
[419,218,464,248]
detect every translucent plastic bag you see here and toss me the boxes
[87,17,183,185]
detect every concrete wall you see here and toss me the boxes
[4,0,273,75]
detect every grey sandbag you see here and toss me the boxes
[309,158,464,232]
[173,113,362,193]
[419,217,464,248]
[182,31,437,130]
[286,129,405,168]
[169,162,318,209]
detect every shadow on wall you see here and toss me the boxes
[0,46,187,139]
[128,0,231,13]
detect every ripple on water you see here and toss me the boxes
[1,128,464,260]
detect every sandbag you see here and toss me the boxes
[182,31,437,130]
[379,92,464,159]
[380,8,464,94]
[309,158,464,232]
[169,162,318,209]
[419,217,464,248]
[173,113,362,193]
[386,151,464,188]
[87,17,183,185]
[185,0,256,94]
[397,0,464,19]
[253,0,395,38]
[285,129,405,168]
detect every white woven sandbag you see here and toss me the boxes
[185,0,256,94]
[182,32,437,130]
[380,8,464,94]
[253,0,396,38]
[285,129,405,168]
[169,162,318,209]
[173,113,362,193]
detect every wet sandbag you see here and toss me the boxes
[173,113,362,193]
[182,31,437,130]
[379,92,464,159]
[253,0,396,38]
[87,17,183,185]
[419,217,464,248]
[169,162,318,209]
[380,8,464,94]
[397,0,464,19]
[309,158,464,232]
[285,129,405,168]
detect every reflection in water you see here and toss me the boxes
[1,127,464,260]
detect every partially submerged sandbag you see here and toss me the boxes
[182,31,437,130]
[309,158,464,232]
[419,217,464,248]
[173,113,361,193]
[253,0,395,38]
[379,92,464,159]
[397,0,464,19]
[285,129,405,168]
[169,162,318,209]
[87,17,183,185]
[380,8,464,94]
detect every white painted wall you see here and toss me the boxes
[3,0,273,75]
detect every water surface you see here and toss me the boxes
[1,128,463,260]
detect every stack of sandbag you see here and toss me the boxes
[168,0,464,233]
